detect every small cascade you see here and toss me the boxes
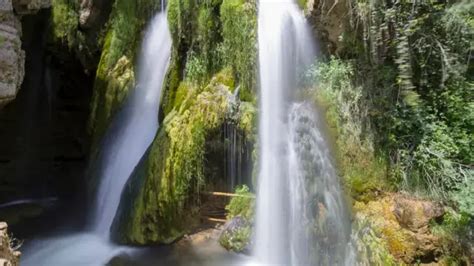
[254,0,354,264]
[21,9,171,266]
[223,87,248,192]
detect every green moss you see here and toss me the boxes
[220,0,257,102]
[164,0,258,126]
[88,0,159,143]
[354,198,415,264]
[113,76,233,244]
[219,185,255,252]
[237,102,256,138]
[354,216,398,265]
[297,0,308,10]
[50,0,79,49]
[214,67,235,90]
[89,53,135,145]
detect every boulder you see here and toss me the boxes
[219,216,252,253]
[354,193,444,264]
[393,194,444,234]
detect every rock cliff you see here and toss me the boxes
[0,0,50,107]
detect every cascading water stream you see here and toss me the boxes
[92,11,171,237]
[21,9,171,266]
[254,0,354,265]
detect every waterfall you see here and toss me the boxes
[92,12,171,237]
[254,0,354,265]
[21,10,171,266]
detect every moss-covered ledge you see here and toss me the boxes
[112,73,256,244]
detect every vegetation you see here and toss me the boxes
[306,0,473,261]
[219,185,255,252]
[113,70,256,244]
[225,185,255,221]
[162,0,257,116]
[308,1,474,210]
[431,209,473,264]
[33,0,472,261]
[50,0,79,49]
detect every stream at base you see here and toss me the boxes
[21,228,247,266]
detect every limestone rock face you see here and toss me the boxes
[0,0,24,108]
[0,222,20,266]
[0,0,50,108]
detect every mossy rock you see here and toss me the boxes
[89,55,135,146]
[353,194,447,264]
[112,76,250,244]
[219,216,252,253]
[219,185,255,253]
[88,0,160,144]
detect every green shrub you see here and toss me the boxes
[225,185,255,221]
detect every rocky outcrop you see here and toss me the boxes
[354,193,445,264]
[0,1,24,107]
[305,0,350,55]
[0,0,50,108]
[0,222,20,266]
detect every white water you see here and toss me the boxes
[93,12,171,237]
[22,11,171,266]
[254,0,354,265]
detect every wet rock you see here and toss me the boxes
[219,216,252,253]
[0,222,20,266]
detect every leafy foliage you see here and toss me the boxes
[225,185,255,221]
[220,0,258,101]
[164,0,257,116]
[336,0,474,206]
